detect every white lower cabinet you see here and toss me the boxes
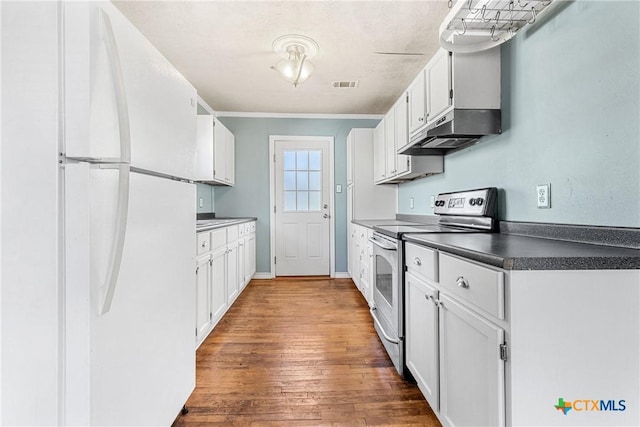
[438,293,505,427]
[405,243,640,426]
[405,245,506,426]
[210,246,227,325]
[349,225,374,307]
[405,272,439,412]
[195,255,212,341]
[195,221,256,347]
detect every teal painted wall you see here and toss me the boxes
[399,1,640,227]
[196,183,215,214]
[215,118,380,274]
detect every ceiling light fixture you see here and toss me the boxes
[271,34,319,88]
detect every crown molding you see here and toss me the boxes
[214,111,384,120]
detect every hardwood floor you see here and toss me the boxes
[174,278,441,426]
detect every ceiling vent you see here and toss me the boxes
[332,81,359,88]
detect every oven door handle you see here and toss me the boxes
[368,237,397,251]
[370,307,399,344]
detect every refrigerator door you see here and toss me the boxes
[65,166,196,425]
[65,2,197,178]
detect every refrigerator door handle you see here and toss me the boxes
[99,8,131,163]
[100,163,130,315]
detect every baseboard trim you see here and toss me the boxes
[251,272,274,280]
[333,272,351,279]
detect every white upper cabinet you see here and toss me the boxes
[408,71,427,135]
[373,121,387,184]
[426,49,452,124]
[196,114,235,186]
[384,110,397,179]
[376,94,443,184]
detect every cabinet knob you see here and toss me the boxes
[414,257,422,266]
[456,276,470,289]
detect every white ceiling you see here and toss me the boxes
[113,1,450,115]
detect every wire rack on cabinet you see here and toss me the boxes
[440,0,555,52]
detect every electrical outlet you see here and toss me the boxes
[410,198,414,209]
[537,184,551,208]
[199,198,204,208]
[430,195,435,208]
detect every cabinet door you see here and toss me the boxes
[405,273,439,411]
[394,96,410,176]
[213,118,226,183]
[373,121,386,183]
[427,49,452,123]
[238,238,246,290]
[439,294,505,427]
[366,239,374,306]
[243,235,252,286]
[384,111,396,179]
[408,71,426,134]
[225,128,235,185]
[249,234,256,277]
[226,241,239,304]
[195,116,214,181]
[210,247,227,324]
[195,255,212,344]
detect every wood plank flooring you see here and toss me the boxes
[174,278,441,426]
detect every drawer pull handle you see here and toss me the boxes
[456,276,470,289]
[414,257,422,266]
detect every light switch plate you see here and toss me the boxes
[336,184,342,193]
[537,184,551,208]
[429,195,435,208]
[410,198,414,209]
[199,197,204,208]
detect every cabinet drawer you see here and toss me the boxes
[439,253,504,320]
[244,223,251,234]
[196,232,210,255]
[227,225,239,242]
[405,242,438,282]
[239,224,246,237]
[210,228,227,250]
[250,221,256,232]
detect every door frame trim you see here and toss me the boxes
[268,135,335,278]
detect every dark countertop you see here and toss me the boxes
[196,217,257,233]
[352,219,432,229]
[403,233,640,270]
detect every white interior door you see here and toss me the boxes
[274,139,331,276]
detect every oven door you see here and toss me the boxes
[369,233,401,373]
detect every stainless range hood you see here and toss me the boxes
[398,109,501,156]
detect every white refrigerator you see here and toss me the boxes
[2,1,197,425]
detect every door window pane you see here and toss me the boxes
[309,150,321,170]
[284,171,296,191]
[282,149,322,212]
[309,171,321,191]
[296,171,308,190]
[284,151,296,170]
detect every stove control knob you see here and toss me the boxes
[469,199,476,206]
[476,198,484,206]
